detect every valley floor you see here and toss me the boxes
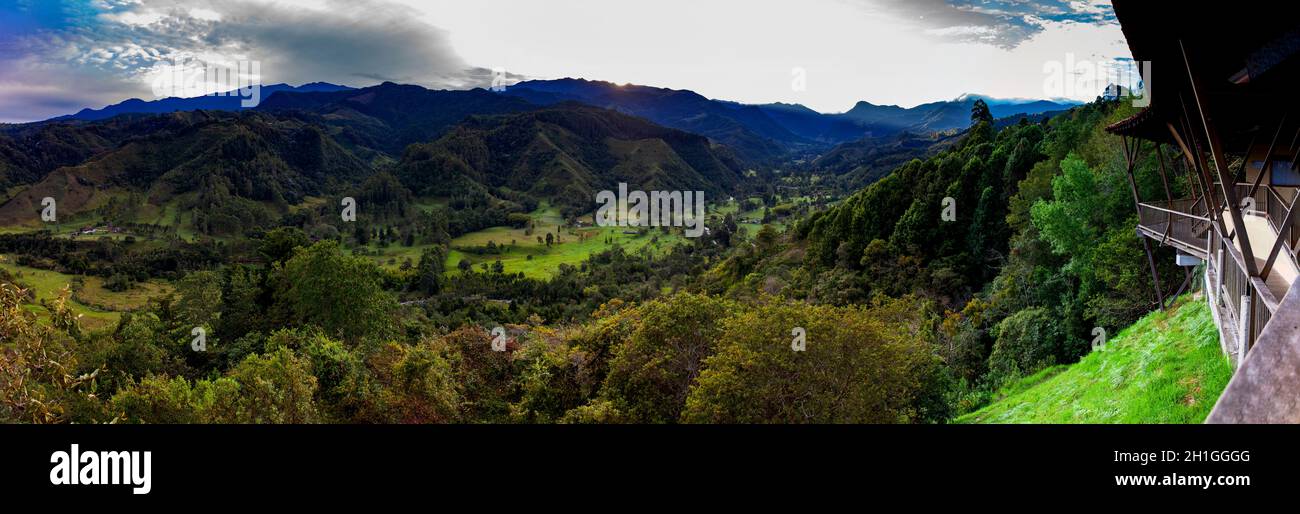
[0,255,172,331]
[958,295,1232,424]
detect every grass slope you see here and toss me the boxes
[958,296,1232,424]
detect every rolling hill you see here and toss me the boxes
[393,103,746,217]
[503,78,802,163]
[2,99,748,236]
[0,110,372,231]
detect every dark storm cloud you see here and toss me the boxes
[0,0,483,122]
[857,0,1117,49]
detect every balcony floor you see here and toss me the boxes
[1137,220,1208,258]
[1222,211,1299,301]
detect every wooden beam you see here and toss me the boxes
[1122,136,1166,310]
[1156,142,1175,202]
[1169,120,1230,241]
[1166,267,1195,309]
[1182,39,1259,277]
[1154,143,1178,245]
[1235,129,1261,184]
[1168,123,1214,209]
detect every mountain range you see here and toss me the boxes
[1,85,747,232]
[500,78,1077,160]
[3,77,1078,235]
[40,78,1077,164]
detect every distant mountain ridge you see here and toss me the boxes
[839,94,1077,135]
[501,78,801,163]
[257,81,535,160]
[502,78,1078,161]
[48,82,355,122]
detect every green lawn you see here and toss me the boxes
[442,203,689,279]
[361,198,798,279]
[446,225,682,279]
[957,296,1233,424]
[1,256,172,332]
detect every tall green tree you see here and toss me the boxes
[276,240,397,344]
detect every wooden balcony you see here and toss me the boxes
[1136,198,1211,259]
[1137,188,1300,366]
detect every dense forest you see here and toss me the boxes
[0,94,1179,423]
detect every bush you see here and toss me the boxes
[599,292,734,423]
[682,298,944,423]
[987,307,1067,386]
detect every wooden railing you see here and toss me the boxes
[1139,185,1298,357]
[1229,183,1300,249]
[1136,198,1211,257]
[1205,210,1284,357]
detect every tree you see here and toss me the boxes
[219,265,264,342]
[682,298,945,423]
[218,348,319,423]
[599,292,733,423]
[175,270,222,330]
[971,98,993,126]
[414,246,447,294]
[276,240,396,344]
[987,307,1068,386]
[259,227,310,264]
[354,223,370,245]
[1,284,105,423]
[369,341,462,423]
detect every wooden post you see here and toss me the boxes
[1123,136,1167,310]
[1238,294,1252,366]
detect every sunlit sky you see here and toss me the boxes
[0,0,1131,122]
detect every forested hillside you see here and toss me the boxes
[393,105,746,217]
[702,97,1189,414]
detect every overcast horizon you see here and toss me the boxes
[0,0,1132,123]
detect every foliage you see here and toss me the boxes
[682,297,945,423]
[275,240,397,344]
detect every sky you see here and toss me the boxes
[0,0,1133,123]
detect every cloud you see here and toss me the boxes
[1,0,482,122]
[854,0,1118,48]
